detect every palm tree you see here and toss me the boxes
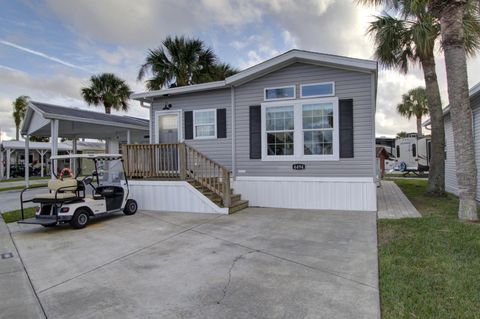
[430,0,479,220]
[396,87,429,136]
[358,0,480,195]
[137,36,237,90]
[12,96,29,140]
[81,73,132,114]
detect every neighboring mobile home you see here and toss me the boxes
[425,82,480,200]
[129,49,378,212]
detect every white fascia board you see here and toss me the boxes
[131,81,226,101]
[21,102,46,135]
[41,113,149,131]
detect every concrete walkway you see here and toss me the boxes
[377,180,421,219]
[0,218,45,319]
[7,208,380,318]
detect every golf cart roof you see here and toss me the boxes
[50,153,122,160]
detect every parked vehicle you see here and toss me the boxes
[394,136,431,173]
[18,154,138,229]
[9,164,41,177]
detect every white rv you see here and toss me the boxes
[394,135,431,172]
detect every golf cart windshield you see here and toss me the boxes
[96,158,125,186]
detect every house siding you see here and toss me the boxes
[151,88,233,169]
[444,93,480,200]
[234,62,375,177]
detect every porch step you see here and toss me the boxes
[188,181,248,213]
[228,200,249,214]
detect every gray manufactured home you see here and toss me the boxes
[128,50,378,213]
[427,82,480,200]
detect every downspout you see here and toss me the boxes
[231,86,236,178]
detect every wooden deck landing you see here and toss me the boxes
[377,180,421,219]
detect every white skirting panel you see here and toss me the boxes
[233,176,377,212]
[128,180,228,214]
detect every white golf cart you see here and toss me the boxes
[19,154,138,229]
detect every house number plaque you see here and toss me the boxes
[292,164,306,170]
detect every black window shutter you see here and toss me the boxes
[339,99,354,158]
[249,105,262,159]
[217,108,227,138]
[184,111,193,140]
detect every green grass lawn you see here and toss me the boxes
[379,179,480,319]
[2,207,36,223]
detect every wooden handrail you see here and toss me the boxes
[123,143,231,206]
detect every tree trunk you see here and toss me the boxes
[416,116,423,137]
[437,0,478,220]
[104,105,111,114]
[420,55,445,195]
[15,125,19,141]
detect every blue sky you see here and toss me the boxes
[1,0,480,140]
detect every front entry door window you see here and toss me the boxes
[157,113,180,173]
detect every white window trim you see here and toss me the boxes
[264,85,296,101]
[261,97,339,161]
[300,82,335,98]
[193,109,217,140]
[154,109,183,143]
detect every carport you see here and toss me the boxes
[20,101,149,185]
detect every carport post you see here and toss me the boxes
[0,149,4,179]
[6,149,11,179]
[127,129,131,144]
[24,135,30,187]
[72,137,77,173]
[36,149,47,177]
[50,119,59,179]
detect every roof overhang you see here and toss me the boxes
[21,102,149,140]
[131,49,378,103]
[50,153,122,160]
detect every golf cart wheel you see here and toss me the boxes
[70,208,90,229]
[124,199,138,215]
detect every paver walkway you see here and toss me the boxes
[377,180,421,219]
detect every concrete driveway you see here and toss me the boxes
[8,208,379,319]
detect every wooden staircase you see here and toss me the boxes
[123,143,249,214]
[189,180,248,214]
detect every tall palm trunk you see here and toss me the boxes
[104,104,111,114]
[416,116,423,137]
[15,125,19,141]
[420,54,446,195]
[437,0,478,220]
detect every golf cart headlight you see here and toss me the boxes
[60,207,70,213]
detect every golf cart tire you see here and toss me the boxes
[70,208,90,229]
[124,199,138,215]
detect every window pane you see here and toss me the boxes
[302,103,333,129]
[195,111,215,125]
[302,83,334,97]
[195,124,215,137]
[266,106,294,131]
[304,130,333,155]
[267,132,294,156]
[265,87,295,100]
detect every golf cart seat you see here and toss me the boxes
[33,178,80,203]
